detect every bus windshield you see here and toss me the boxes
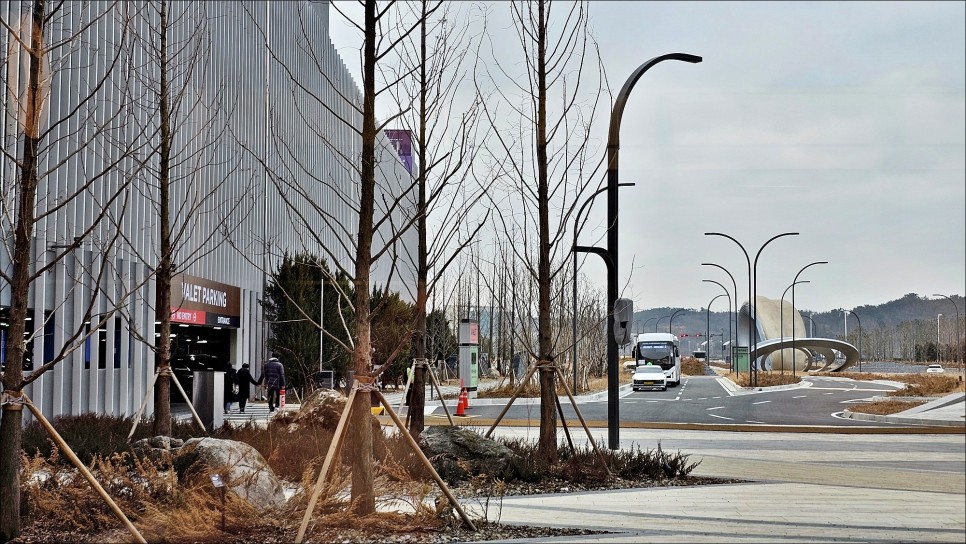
[636,341,675,370]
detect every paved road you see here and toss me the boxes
[426,375,914,427]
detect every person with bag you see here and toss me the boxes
[258,356,286,412]
[235,363,259,413]
[224,366,239,414]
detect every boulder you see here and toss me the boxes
[173,437,285,510]
[286,389,388,459]
[418,426,522,483]
[131,436,184,464]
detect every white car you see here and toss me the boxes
[632,365,667,391]
[925,364,944,374]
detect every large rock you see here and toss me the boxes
[418,426,522,483]
[131,436,184,464]
[287,389,388,459]
[173,437,286,510]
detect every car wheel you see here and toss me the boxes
[661,386,667,391]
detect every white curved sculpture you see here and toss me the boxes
[737,296,858,372]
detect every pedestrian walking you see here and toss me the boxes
[224,366,238,413]
[259,356,286,412]
[236,363,259,413]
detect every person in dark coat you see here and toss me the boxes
[236,363,259,413]
[224,367,238,413]
[258,356,286,412]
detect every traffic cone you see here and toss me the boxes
[455,388,467,416]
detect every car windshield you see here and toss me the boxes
[635,365,665,374]
[928,365,942,369]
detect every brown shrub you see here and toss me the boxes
[681,357,706,376]
[847,400,926,415]
[724,372,801,388]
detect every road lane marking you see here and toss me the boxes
[707,406,726,411]
[826,392,835,395]
[708,414,734,420]
[792,395,807,399]
[746,420,766,424]
[752,400,771,405]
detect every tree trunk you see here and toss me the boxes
[152,0,174,437]
[349,0,378,515]
[0,2,45,540]
[534,0,557,463]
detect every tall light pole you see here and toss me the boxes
[703,279,731,369]
[847,309,863,372]
[642,316,657,332]
[706,294,726,363]
[937,314,942,363]
[668,309,685,335]
[802,313,816,338]
[780,280,809,375]
[703,263,738,368]
[791,261,827,377]
[572,183,634,395]
[933,294,962,383]
[654,315,670,332]
[601,52,701,449]
[706,232,799,386]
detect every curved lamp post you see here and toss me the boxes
[705,232,799,386]
[572,183,634,394]
[703,263,738,368]
[706,294,727,362]
[642,316,658,332]
[802,313,816,337]
[655,314,670,332]
[847,309,863,371]
[790,261,827,377]
[780,280,809,374]
[702,279,732,368]
[668,309,685,335]
[597,52,701,449]
[933,294,962,383]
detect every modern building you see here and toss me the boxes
[0,1,416,422]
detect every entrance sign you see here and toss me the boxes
[169,274,242,328]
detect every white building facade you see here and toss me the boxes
[0,0,416,422]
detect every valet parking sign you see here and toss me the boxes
[169,274,241,328]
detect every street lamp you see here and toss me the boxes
[705,232,799,386]
[791,261,827,377]
[706,294,727,364]
[654,314,670,332]
[668,309,685,335]
[642,316,658,332]
[703,263,738,368]
[702,279,731,369]
[937,314,942,363]
[933,294,962,383]
[780,280,809,374]
[802,313,816,338]
[847,310,863,371]
[601,52,701,450]
[572,183,634,395]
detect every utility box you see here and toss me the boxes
[191,370,224,430]
[459,319,479,395]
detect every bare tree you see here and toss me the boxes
[119,1,243,437]
[0,1,145,538]
[382,0,491,437]
[474,0,608,461]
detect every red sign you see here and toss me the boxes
[171,309,206,325]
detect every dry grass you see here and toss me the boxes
[847,400,927,415]
[723,372,802,388]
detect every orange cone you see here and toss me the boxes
[455,388,467,416]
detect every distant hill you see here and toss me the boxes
[633,292,963,348]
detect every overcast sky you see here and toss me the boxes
[327,1,965,313]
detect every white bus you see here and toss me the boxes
[631,333,681,386]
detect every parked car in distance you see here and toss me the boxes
[632,364,667,391]
[925,364,944,374]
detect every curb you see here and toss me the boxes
[841,410,965,428]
